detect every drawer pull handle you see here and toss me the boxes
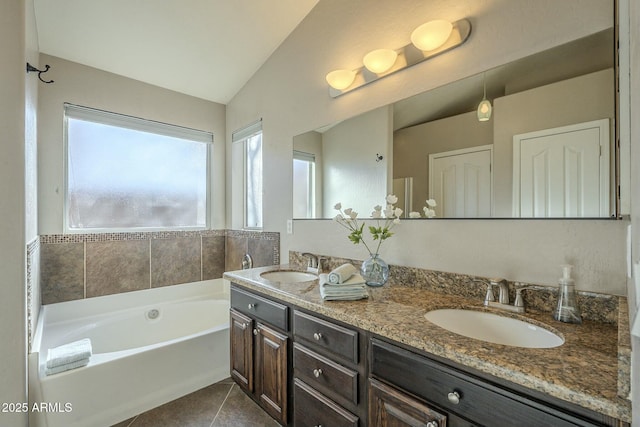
[248,303,256,310]
[447,391,461,404]
[314,425,323,427]
[313,332,323,340]
[313,368,323,378]
[426,422,438,427]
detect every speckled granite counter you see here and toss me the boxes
[224,265,632,423]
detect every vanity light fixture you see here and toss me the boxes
[410,20,453,51]
[477,73,492,122]
[326,18,471,97]
[363,49,399,74]
[325,69,357,90]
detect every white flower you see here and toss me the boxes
[386,194,398,205]
[349,210,358,219]
[373,205,382,212]
[383,207,394,218]
[394,207,403,217]
[344,208,352,216]
[371,210,382,218]
[409,211,421,218]
[423,207,436,218]
[426,199,437,208]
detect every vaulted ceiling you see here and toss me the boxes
[34,0,319,104]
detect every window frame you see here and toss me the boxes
[63,103,213,233]
[233,119,263,230]
[293,150,316,218]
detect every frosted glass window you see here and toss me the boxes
[65,105,211,231]
[293,151,315,218]
[244,133,263,229]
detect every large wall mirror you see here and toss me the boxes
[293,29,618,219]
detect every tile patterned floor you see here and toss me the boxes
[111,378,279,427]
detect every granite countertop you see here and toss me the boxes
[224,265,632,423]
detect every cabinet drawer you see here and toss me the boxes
[371,339,601,427]
[294,310,358,363]
[294,343,358,405]
[231,286,288,332]
[294,378,359,427]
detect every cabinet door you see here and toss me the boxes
[255,322,288,425]
[230,309,254,392]
[369,378,447,427]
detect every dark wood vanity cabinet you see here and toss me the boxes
[229,282,625,427]
[292,310,367,426]
[370,338,621,427]
[369,378,451,427]
[230,287,289,425]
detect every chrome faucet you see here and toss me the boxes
[301,253,319,273]
[493,278,510,304]
[477,278,525,313]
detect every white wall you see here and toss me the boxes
[0,0,34,424]
[624,0,640,422]
[37,54,227,234]
[322,106,391,217]
[227,0,624,294]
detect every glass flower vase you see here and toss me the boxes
[361,253,389,287]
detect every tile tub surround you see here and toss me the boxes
[224,265,632,424]
[40,230,279,305]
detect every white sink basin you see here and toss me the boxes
[260,271,318,283]
[424,309,564,348]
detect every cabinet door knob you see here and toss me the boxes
[248,303,256,310]
[447,390,461,404]
[426,422,438,427]
[313,368,323,378]
[313,332,323,340]
[253,328,258,336]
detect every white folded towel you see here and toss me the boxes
[319,274,368,301]
[46,338,92,369]
[45,358,90,376]
[328,263,358,284]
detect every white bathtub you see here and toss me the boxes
[28,279,230,427]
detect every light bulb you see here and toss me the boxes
[325,69,356,90]
[363,49,398,74]
[411,20,453,51]
[477,99,492,122]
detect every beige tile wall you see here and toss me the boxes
[39,230,279,305]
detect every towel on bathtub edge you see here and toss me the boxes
[45,357,90,376]
[46,338,93,369]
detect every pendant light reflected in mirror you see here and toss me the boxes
[477,73,492,121]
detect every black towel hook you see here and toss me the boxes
[26,63,54,84]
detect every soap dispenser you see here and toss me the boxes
[553,264,582,324]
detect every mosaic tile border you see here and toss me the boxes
[40,229,226,244]
[26,237,40,352]
[225,229,280,241]
[289,251,619,324]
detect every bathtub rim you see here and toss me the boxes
[31,278,229,355]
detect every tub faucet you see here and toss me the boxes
[241,253,253,270]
